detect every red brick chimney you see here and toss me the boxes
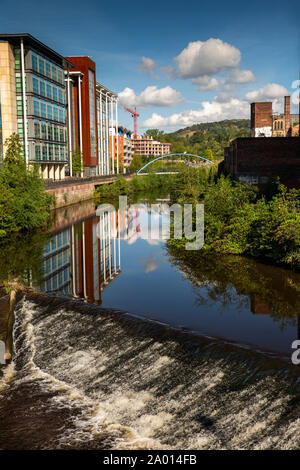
[284,96,290,136]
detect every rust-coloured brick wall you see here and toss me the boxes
[66,56,98,168]
[251,102,273,131]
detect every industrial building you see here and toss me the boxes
[0,33,120,179]
[251,96,299,138]
[223,137,300,188]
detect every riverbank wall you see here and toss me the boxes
[45,174,134,209]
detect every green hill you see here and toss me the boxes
[145,119,251,160]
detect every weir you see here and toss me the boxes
[0,291,299,450]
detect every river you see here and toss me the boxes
[0,197,299,449]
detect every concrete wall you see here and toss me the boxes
[47,182,96,208]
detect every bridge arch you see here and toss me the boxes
[136,153,213,175]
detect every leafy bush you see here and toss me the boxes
[0,134,53,237]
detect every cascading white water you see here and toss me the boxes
[0,296,300,450]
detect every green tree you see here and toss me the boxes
[4,133,24,165]
[145,129,166,141]
[0,134,52,236]
[72,146,84,176]
[129,154,143,172]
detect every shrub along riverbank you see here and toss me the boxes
[95,166,300,271]
[0,134,53,238]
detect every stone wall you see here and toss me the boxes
[0,42,17,156]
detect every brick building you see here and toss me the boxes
[223,137,300,188]
[251,96,299,138]
[132,135,171,157]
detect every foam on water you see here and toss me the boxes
[1,295,300,450]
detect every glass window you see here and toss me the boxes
[32,52,38,72]
[54,126,59,141]
[15,73,22,93]
[42,145,47,160]
[33,98,40,116]
[32,75,39,94]
[57,69,63,84]
[48,124,53,140]
[48,144,53,160]
[39,56,45,75]
[40,101,46,118]
[59,108,64,122]
[16,96,23,116]
[46,83,52,100]
[46,61,51,77]
[47,104,53,120]
[52,86,58,102]
[41,123,47,139]
[40,79,45,97]
[52,64,57,82]
[53,106,58,122]
[54,145,59,159]
[59,128,64,142]
[34,121,40,138]
[35,145,41,160]
[58,88,63,104]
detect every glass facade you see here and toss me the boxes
[14,47,68,165]
[40,229,71,294]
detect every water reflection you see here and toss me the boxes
[29,199,300,355]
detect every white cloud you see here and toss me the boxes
[191,75,219,91]
[214,92,231,103]
[138,56,157,75]
[174,38,241,79]
[226,68,256,84]
[142,97,249,129]
[118,86,184,108]
[245,83,288,102]
[160,65,177,79]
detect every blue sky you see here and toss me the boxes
[2,0,299,132]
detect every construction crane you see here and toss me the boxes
[124,106,139,139]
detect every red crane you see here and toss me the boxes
[124,106,139,139]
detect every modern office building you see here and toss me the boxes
[132,135,171,158]
[96,83,118,175]
[0,33,72,179]
[0,33,120,179]
[110,126,134,171]
[64,56,120,177]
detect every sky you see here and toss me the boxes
[1,0,299,132]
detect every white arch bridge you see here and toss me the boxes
[136,153,213,175]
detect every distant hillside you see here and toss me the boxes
[164,119,251,159]
[172,119,250,137]
[144,120,251,160]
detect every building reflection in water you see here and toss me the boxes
[38,201,122,304]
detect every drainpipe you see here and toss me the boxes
[115,98,119,174]
[110,98,114,174]
[20,39,29,167]
[106,93,109,174]
[66,71,73,177]
[100,89,104,175]
[78,75,83,177]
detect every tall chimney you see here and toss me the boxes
[284,96,290,136]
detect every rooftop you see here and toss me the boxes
[0,33,74,68]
